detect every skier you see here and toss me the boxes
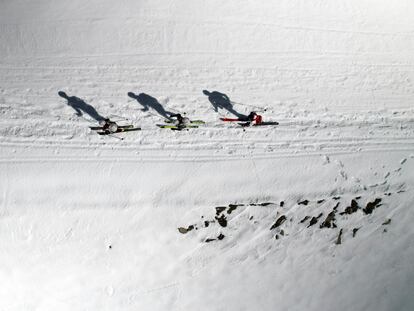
[221,111,278,127]
[90,118,141,136]
[99,118,119,133]
[220,111,263,125]
[246,111,262,125]
[169,113,191,128]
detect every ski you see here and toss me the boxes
[257,121,279,126]
[96,127,141,135]
[238,121,279,127]
[164,119,205,125]
[157,124,199,130]
[90,125,134,131]
[220,117,240,122]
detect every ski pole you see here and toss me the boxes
[107,133,124,140]
[108,114,131,121]
[230,101,267,112]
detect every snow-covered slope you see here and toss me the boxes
[1,1,414,310]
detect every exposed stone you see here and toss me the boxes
[340,200,359,215]
[227,204,239,214]
[258,202,274,206]
[336,229,343,245]
[215,214,228,227]
[363,198,382,214]
[382,218,391,225]
[215,206,226,215]
[320,211,336,229]
[178,225,195,234]
[270,215,287,230]
[308,213,323,227]
[352,227,360,237]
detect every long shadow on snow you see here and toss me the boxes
[203,90,247,119]
[128,92,173,120]
[58,91,105,121]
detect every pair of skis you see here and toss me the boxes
[220,118,279,127]
[157,119,205,131]
[89,124,141,136]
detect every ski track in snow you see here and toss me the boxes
[1,104,414,162]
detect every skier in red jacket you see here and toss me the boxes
[226,111,262,124]
[245,111,262,125]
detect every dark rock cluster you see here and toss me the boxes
[178,194,392,245]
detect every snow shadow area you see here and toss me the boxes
[127,92,173,119]
[203,90,247,118]
[58,91,105,121]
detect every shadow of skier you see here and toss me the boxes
[202,90,247,118]
[127,92,173,120]
[58,91,105,121]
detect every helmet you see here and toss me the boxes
[108,123,118,133]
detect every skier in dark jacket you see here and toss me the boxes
[99,118,119,133]
[169,113,190,127]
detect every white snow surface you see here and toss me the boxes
[1,1,414,310]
